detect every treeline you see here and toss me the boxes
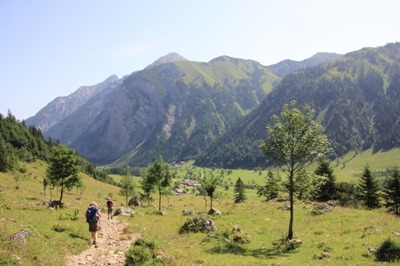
[255,159,400,216]
[0,111,115,185]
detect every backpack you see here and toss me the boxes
[107,200,113,208]
[86,206,99,222]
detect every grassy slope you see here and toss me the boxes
[2,148,400,265]
[0,160,125,266]
[333,148,400,182]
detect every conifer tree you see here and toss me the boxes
[383,167,400,215]
[256,170,281,201]
[314,158,336,200]
[234,177,247,203]
[358,165,381,209]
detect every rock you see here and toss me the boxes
[282,204,292,210]
[232,225,241,232]
[128,196,142,207]
[182,210,195,215]
[114,207,134,216]
[322,251,331,258]
[312,202,334,212]
[5,229,34,244]
[208,208,222,215]
[48,200,68,208]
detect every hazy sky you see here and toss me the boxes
[1,0,400,120]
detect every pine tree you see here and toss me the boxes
[314,159,336,200]
[234,177,247,203]
[383,167,400,215]
[358,165,381,209]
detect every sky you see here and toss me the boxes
[1,0,400,120]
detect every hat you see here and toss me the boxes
[107,197,110,200]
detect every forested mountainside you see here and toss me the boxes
[26,52,339,167]
[63,56,280,165]
[0,112,113,183]
[195,42,400,169]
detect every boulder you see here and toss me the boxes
[182,210,195,215]
[208,208,222,215]
[128,196,142,207]
[114,207,134,216]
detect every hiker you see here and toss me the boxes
[85,201,102,248]
[106,197,114,219]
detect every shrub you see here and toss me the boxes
[375,238,400,262]
[178,216,216,234]
[125,238,160,265]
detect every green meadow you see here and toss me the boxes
[1,148,400,265]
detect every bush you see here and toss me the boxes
[125,238,160,265]
[178,216,216,234]
[376,238,400,262]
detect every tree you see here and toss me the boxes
[119,167,136,206]
[314,158,337,200]
[234,177,247,203]
[358,164,381,209]
[46,144,80,204]
[383,167,400,215]
[260,101,330,240]
[140,168,155,207]
[201,170,219,209]
[144,156,175,213]
[256,170,281,201]
[0,139,17,173]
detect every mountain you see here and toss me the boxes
[29,52,342,167]
[149,52,188,67]
[49,56,280,165]
[195,42,400,169]
[25,75,119,132]
[267,52,342,78]
[43,76,125,145]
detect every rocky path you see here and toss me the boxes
[65,217,141,266]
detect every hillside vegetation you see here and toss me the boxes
[196,42,400,169]
[2,114,400,264]
[2,159,400,265]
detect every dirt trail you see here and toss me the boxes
[65,217,141,266]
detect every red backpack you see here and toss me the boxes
[107,200,113,208]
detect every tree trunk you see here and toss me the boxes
[288,174,294,240]
[159,192,162,213]
[59,179,64,203]
[210,197,213,209]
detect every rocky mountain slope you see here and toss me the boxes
[195,42,400,169]
[25,75,119,132]
[27,52,341,167]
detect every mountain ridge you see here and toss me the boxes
[26,51,342,167]
[195,42,400,169]
[25,75,119,132]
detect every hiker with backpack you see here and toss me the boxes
[106,197,114,219]
[85,201,102,248]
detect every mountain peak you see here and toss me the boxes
[150,52,187,66]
